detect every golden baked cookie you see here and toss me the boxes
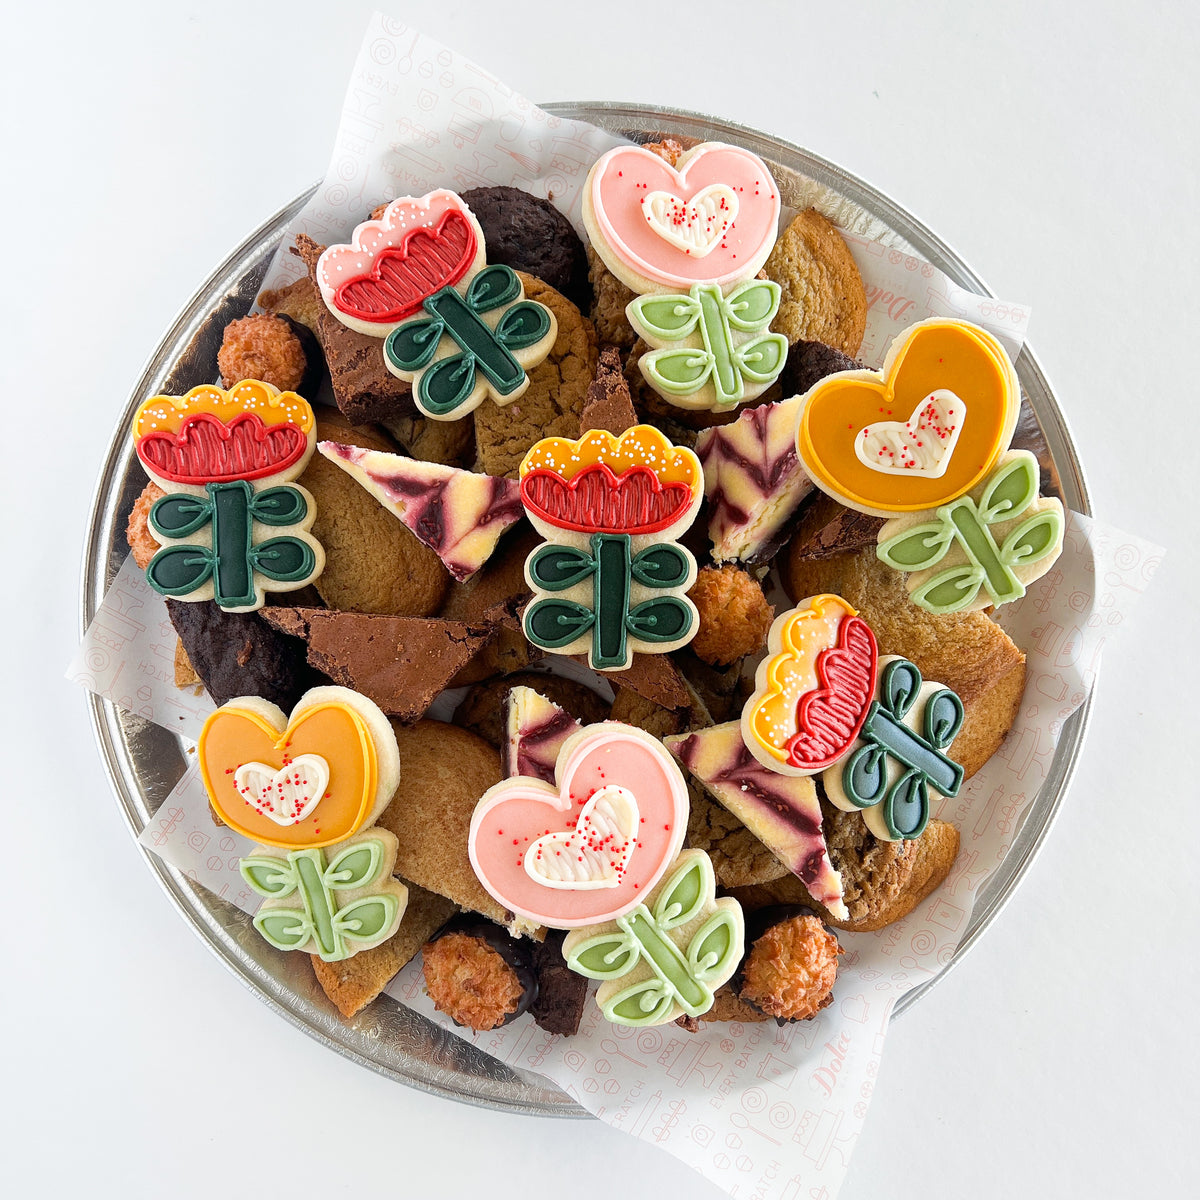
[377,720,515,929]
[472,273,598,478]
[382,411,475,467]
[764,209,867,357]
[587,244,639,350]
[782,543,1025,778]
[310,881,456,1018]
[731,810,960,933]
[259,274,326,336]
[297,409,448,616]
[686,786,791,889]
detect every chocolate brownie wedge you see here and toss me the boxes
[259,607,492,722]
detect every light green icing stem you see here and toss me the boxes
[295,851,338,958]
[623,909,709,1012]
[945,499,1023,604]
[695,285,740,405]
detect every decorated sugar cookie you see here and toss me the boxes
[518,426,703,672]
[742,594,879,777]
[131,380,324,612]
[794,319,1021,518]
[582,141,786,412]
[562,849,744,1027]
[876,449,1065,614]
[198,685,400,850]
[582,141,781,295]
[628,279,789,411]
[315,190,487,336]
[241,829,408,963]
[361,194,557,421]
[823,657,965,841]
[468,722,690,929]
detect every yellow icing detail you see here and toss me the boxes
[520,424,702,499]
[132,379,315,440]
[796,320,1018,516]
[744,595,857,763]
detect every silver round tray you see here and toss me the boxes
[82,102,1093,1118]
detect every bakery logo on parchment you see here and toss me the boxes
[863,284,917,324]
[810,1031,851,1098]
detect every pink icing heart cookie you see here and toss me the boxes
[468,722,690,928]
[582,142,781,294]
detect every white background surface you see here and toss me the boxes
[3,2,1196,1196]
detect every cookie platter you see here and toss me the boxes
[82,102,1093,1116]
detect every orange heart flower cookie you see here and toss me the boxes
[795,319,1020,517]
[198,686,400,849]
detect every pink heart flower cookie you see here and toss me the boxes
[582,142,781,294]
[468,722,690,929]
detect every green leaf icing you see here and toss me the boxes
[565,851,744,1027]
[241,835,404,963]
[877,452,1063,615]
[384,265,555,420]
[628,281,786,410]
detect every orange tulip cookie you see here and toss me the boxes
[795,319,1020,518]
[199,686,400,850]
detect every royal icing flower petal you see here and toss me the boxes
[795,319,1021,517]
[518,426,703,671]
[468,722,691,928]
[199,686,400,850]
[131,379,325,612]
[742,594,879,776]
[315,190,487,336]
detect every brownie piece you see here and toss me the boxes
[259,607,492,722]
[165,599,313,710]
[788,492,885,562]
[529,930,588,1036]
[292,235,416,425]
[461,186,590,312]
[579,345,638,436]
[779,338,861,397]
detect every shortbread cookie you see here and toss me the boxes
[378,720,518,930]
[311,880,456,1018]
[473,273,598,478]
[763,209,867,356]
[461,185,590,311]
[297,411,448,615]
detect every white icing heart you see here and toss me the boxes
[524,785,640,889]
[233,754,330,826]
[641,185,739,258]
[855,390,966,477]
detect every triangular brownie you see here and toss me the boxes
[665,722,847,920]
[317,441,524,582]
[579,345,638,436]
[259,607,492,722]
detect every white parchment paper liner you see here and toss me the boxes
[70,13,1163,1198]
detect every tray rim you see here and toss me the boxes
[81,100,1095,1119]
